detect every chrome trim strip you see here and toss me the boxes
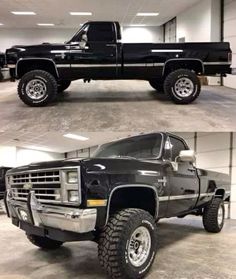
[152,49,184,53]
[124,63,161,67]
[56,64,71,68]
[71,64,117,68]
[203,62,231,65]
[159,193,214,202]
[6,166,77,176]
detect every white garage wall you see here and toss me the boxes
[15,147,64,166]
[122,26,163,43]
[224,0,236,89]
[0,146,16,168]
[177,0,212,42]
[196,133,231,174]
[0,26,163,52]
[176,0,221,85]
[0,28,77,52]
[0,146,64,168]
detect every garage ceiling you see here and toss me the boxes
[0,131,141,153]
[0,0,201,28]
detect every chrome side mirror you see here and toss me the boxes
[179,150,196,163]
[171,150,196,172]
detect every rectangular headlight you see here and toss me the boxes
[68,190,79,202]
[67,171,78,184]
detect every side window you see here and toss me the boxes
[169,137,187,161]
[72,25,89,42]
[87,23,115,42]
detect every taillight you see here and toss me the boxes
[228,52,232,62]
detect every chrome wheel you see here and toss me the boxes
[25,79,47,100]
[128,226,151,267]
[174,77,194,97]
[217,206,224,226]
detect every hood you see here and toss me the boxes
[7,159,80,175]
[8,42,65,50]
[7,157,164,176]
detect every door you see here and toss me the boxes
[165,136,199,217]
[69,22,118,79]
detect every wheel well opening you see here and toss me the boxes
[17,60,58,79]
[108,187,156,217]
[215,188,225,199]
[163,60,204,77]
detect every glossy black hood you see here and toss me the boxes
[7,157,164,175]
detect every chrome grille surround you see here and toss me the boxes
[6,167,81,205]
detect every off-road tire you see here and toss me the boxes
[26,234,63,250]
[58,80,71,93]
[149,80,164,94]
[164,69,201,104]
[98,208,158,279]
[18,70,57,107]
[203,198,225,233]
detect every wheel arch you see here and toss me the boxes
[214,188,226,200]
[16,58,59,79]
[105,184,159,226]
[163,58,204,77]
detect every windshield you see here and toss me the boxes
[93,133,163,159]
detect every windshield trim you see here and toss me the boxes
[92,133,164,160]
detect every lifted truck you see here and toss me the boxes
[5,133,230,278]
[6,21,232,106]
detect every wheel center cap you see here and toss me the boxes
[134,241,140,250]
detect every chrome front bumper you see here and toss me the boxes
[6,190,97,234]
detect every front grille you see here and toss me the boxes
[9,170,61,204]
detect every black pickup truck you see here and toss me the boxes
[6,21,232,106]
[5,133,230,278]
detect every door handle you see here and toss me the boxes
[106,44,116,47]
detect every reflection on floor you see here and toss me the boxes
[0,213,235,279]
[0,80,236,132]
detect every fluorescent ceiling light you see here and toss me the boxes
[70,12,92,16]
[63,133,89,141]
[37,23,55,26]
[26,145,54,152]
[11,11,36,15]
[0,23,4,26]
[137,12,159,16]
[130,24,146,27]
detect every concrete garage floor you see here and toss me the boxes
[0,213,235,279]
[0,80,236,132]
